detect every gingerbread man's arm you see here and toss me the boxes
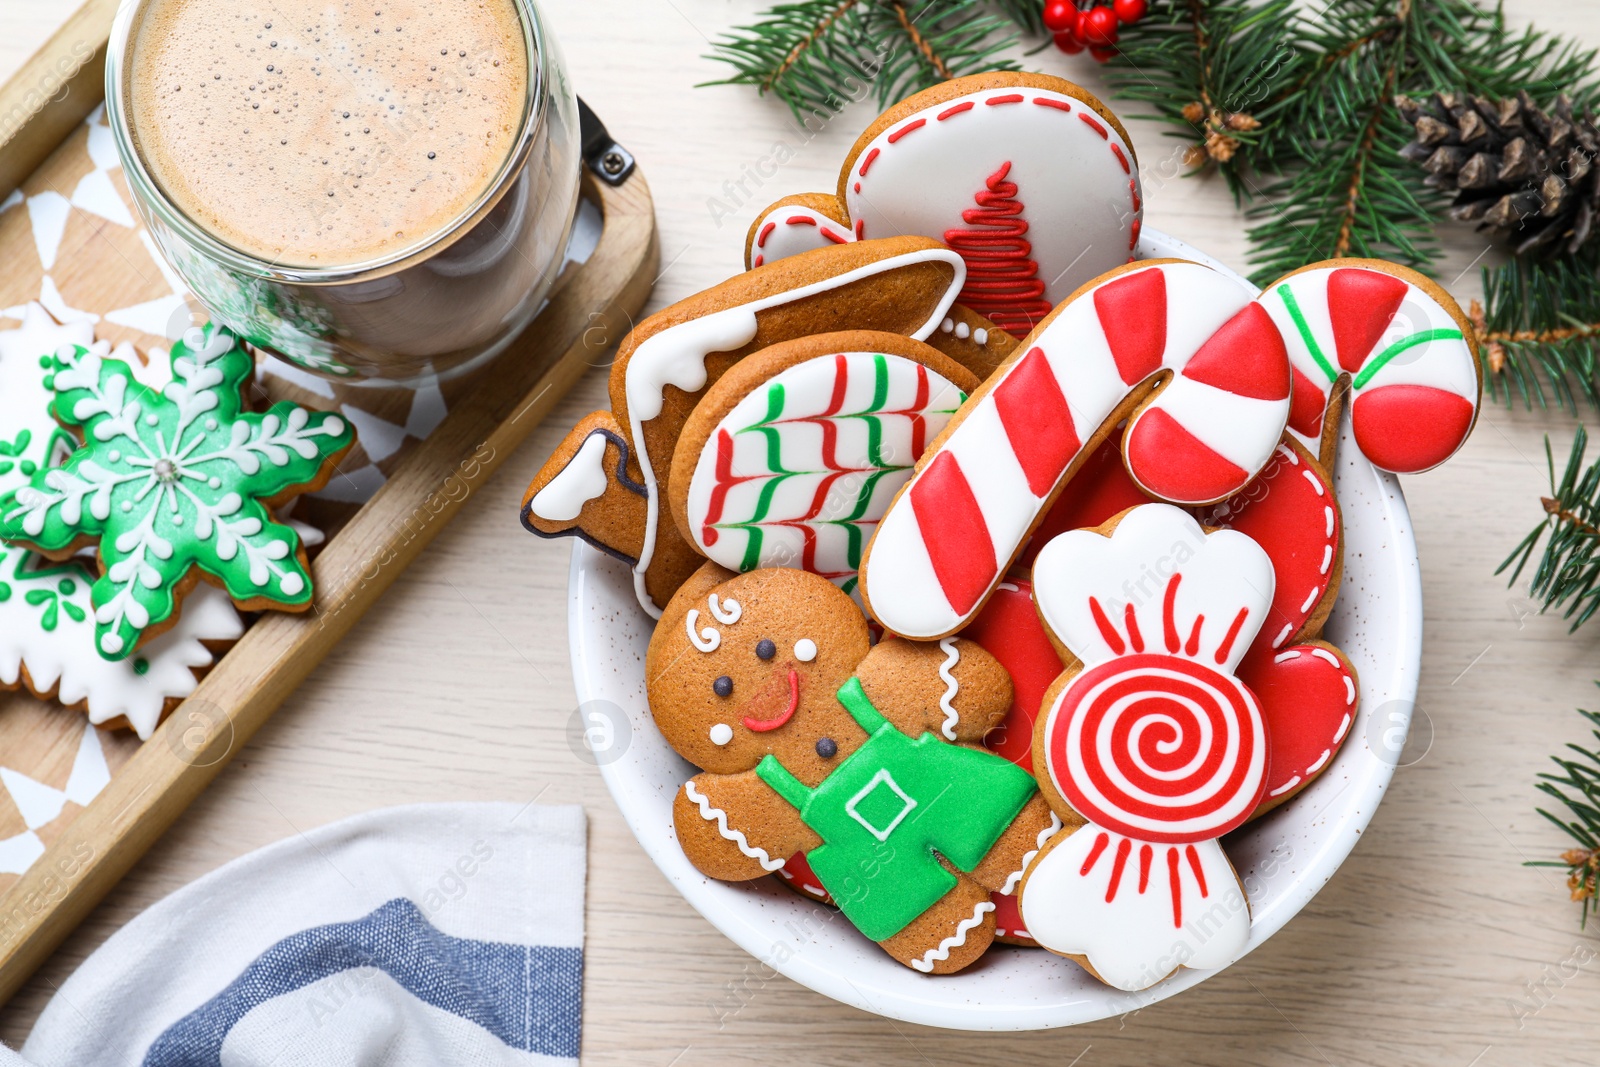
[968,794,1078,895]
[853,637,1013,743]
[673,770,820,882]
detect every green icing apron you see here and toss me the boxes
[756,677,1037,942]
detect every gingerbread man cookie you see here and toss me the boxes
[647,563,1057,973]
[1019,504,1274,991]
[0,323,354,658]
[745,72,1143,337]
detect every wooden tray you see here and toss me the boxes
[0,7,659,1003]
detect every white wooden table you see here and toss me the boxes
[3,1,1600,1063]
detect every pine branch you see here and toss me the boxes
[1498,427,1600,629]
[1105,0,1302,202]
[1476,250,1600,411]
[1528,700,1600,926]
[1109,0,1600,285]
[703,0,1030,123]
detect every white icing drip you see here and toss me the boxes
[685,609,720,652]
[1001,811,1064,895]
[684,780,785,871]
[708,594,741,624]
[911,899,995,972]
[622,248,966,616]
[937,637,961,740]
[529,431,610,522]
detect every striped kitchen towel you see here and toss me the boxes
[2,802,585,1067]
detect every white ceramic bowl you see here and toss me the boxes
[567,229,1422,1030]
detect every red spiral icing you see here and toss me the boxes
[943,161,1054,337]
[1046,654,1266,843]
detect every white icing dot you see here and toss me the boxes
[954,322,970,340]
[280,572,306,596]
[120,501,133,513]
[108,450,121,462]
[709,723,734,746]
[974,328,988,345]
[145,413,159,426]
[101,632,123,654]
[205,418,219,431]
[209,477,222,489]
[794,639,817,662]
[171,512,184,526]
[940,317,954,333]
[325,416,346,435]
[55,344,76,360]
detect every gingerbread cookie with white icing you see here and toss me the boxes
[0,323,354,660]
[0,305,245,737]
[744,72,1143,339]
[857,257,1482,644]
[1019,503,1275,991]
[647,562,1057,974]
[520,236,979,617]
[665,331,977,599]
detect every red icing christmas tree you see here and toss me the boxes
[943,161,1054,337]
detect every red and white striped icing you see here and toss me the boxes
[747,85,1142,336]
[1258,265,1479,473]
[860,261,1292,639]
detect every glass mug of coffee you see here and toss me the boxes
[105,0,582,385]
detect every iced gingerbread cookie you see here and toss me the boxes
[0,305,245,736]
[666,331,976,597]
[1019,504,1275,991]
[859,257,1482,641]
[860,258,1293,639]
[1258,260,1481,473]
[521,237,982,617]
[982,430,1358,814]
[647,563,1057,973]
[745,72,1142,338]
[0,323,354,659]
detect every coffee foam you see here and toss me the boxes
[128,0,528,268]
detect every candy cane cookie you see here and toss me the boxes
[1259,260,1481,473]
[858,258,1293,640]
[744,72,1143,338]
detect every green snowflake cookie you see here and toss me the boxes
[0,324,355,659]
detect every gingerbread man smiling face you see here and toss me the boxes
[647,563,872,780]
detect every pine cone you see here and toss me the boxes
[1396,91,1600,256]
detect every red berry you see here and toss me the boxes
[1113,0,1148,23]
[1082,6,1119,45]
[1089,43,1118,62]
[1043,0,1078,33]
[1054,30,1085,54]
